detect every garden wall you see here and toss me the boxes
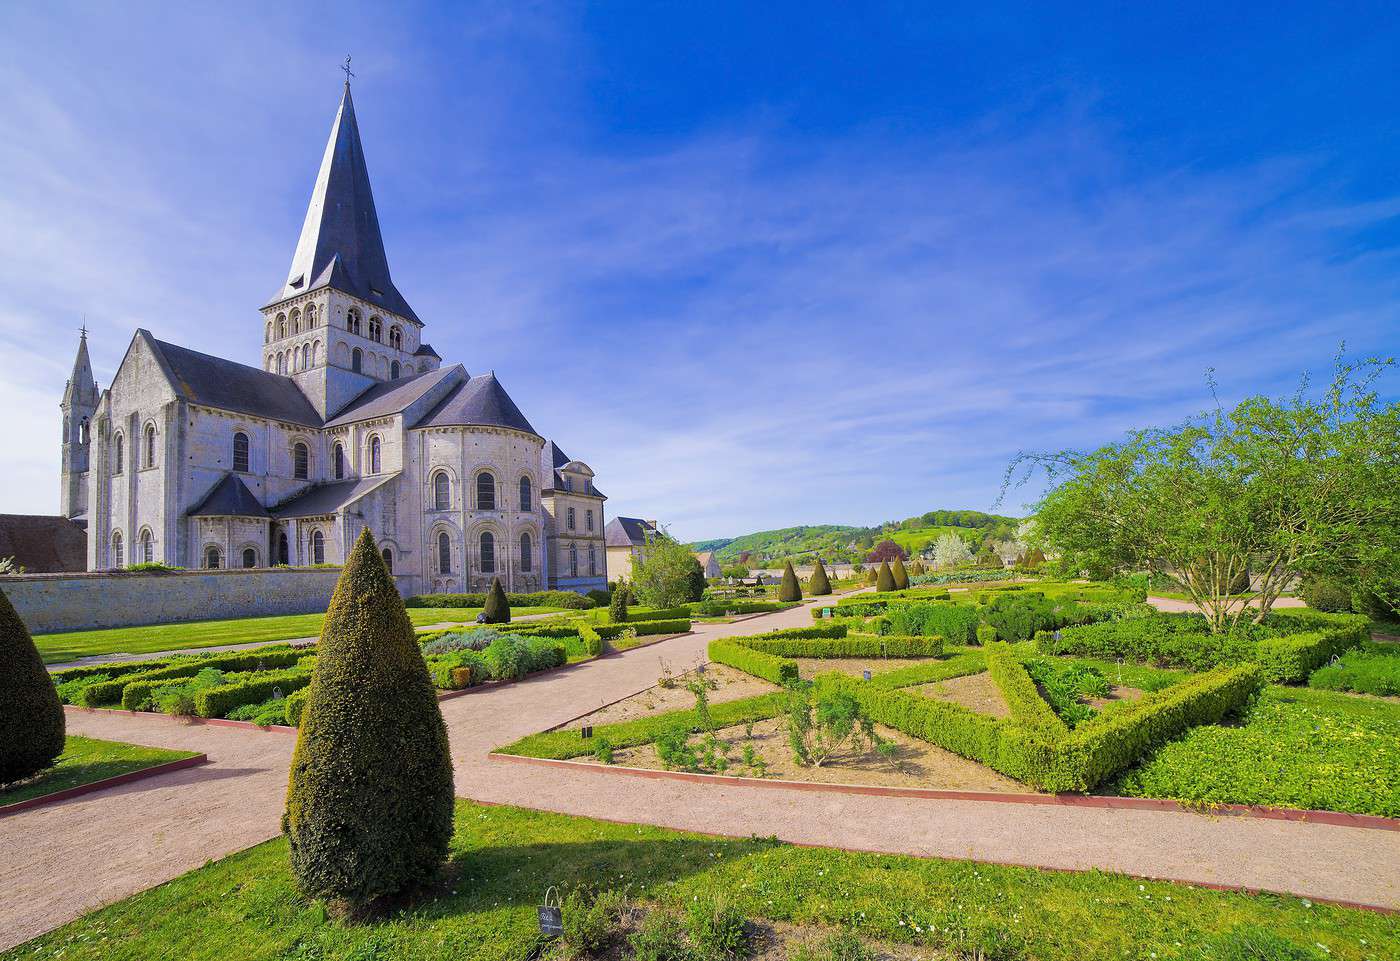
[1,567,408,634]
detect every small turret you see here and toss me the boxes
[60,329,99,519]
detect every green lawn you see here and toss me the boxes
[6,801,1393,961]
[35,608,568,664]
[0,736,198,808]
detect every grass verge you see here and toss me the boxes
[0,736,199,808]
[3,799,1393,961]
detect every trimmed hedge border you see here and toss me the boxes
[405,590,593,610]
[593,619,692,641]
[742,633,943,659]
[194,668,311,718]
[985,642,1068,738]
[73,646,308,707]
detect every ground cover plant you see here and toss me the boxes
[7,799,1395,961]
[0,735,198,808]
[1308,643,1400,696]
[1115,685,1400,817]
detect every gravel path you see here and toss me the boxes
[4,593,1397,952]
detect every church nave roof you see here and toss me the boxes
[144,332,323,427]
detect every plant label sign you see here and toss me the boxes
[538,904,563,937]
[822,608,833,619]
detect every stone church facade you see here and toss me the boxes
[58,81,607,597]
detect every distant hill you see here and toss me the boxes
[690,510,1021,565]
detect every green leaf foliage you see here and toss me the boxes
[283,529,455,913]
[887,602,979,644]
[1308,645,1400,696]
[0,586,65,783]
[778,560,803,602]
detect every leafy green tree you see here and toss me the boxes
[0,587,65,784]
[631,528,703,608]
[721,563,750,579]
[283,530,454,916]
[608,580,630,622]
[482,576,510,624]
[1009,356,1400,633]
[891,556,910,590]
[685,557,708,603]
[778,560,803,602]
[876,560,896,592]
[808,559,832,595]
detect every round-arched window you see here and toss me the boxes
[277,532,290,565]
[479,531,496,573]
[437,531,452,573]
[433,472,450,511]
[352,347,363,373]
[113,433,124,474]
[311,530,325,565]
[476,472,496,510]
[381,547,394,573]
[389,326,403,350]
[242,547,257,569]
[520,532,532,573]
[391,360,400,379]
[519,476,532,512]
[140,529,154,564]
[112,530,124,568]
[232,432,250,473]
[347,309,361,336]
[369,436,382,474]
[293,441,309,480]
[205,546,222,569]
[333,443,345,480]
[144,424,157,468]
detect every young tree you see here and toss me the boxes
[631,528,702,608]
[876,560,896,592]
[866,539,908,564]
[933,532,972,568]
[608,579,630,622]
[891,556,910,590]
[284,530,454,916]
[482,576,510,624]
[778,560,803,602]
[1008,356,1400,633]
[0,587,65,784]
[808,559,832,595]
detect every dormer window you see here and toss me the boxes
[288,274,305,289]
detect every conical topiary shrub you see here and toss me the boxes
[778,560,803,602]
[864,567,878,586]
[808,560,832,596]
[483,576,510,624]
[892,557,910,590]
[608,581,629,623]
[910,560,926,576]
[0,587,65,784]
[283,529,455,917]
[876,560,896,593]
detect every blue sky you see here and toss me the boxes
[1,2,1397,541]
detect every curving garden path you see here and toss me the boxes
[3,596,1397,952]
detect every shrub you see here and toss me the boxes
[75,645,308,707]
[0,586,65,784]
[887,602,979,644]
[976,623,996,646]
[891,557,910,590]
[686,557,709,603]
[808,560,832,596]
[284,688,309,726]
[421,630,496,655]
[283,529,455,915]
[558,888,626,956]
[194,668,311,718]
[628,909,690,961]
[1307,646,1400,696]
[778,561,802,603]
[743,633,941,658]
[709,639,798,686]
[405,590,592,609]
[1298,576,1352,613]
[786,683,891,768]
[985,643,1068,738]
[876,561,896,593]
[685,896,749,961]
[586,588,611,607]
[982,592,1058,642]
[426,650,489,689]
[609,583,630,623]
[481,577,510,624]
[483,634,567,680]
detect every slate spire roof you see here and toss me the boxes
[416,371,538,435]
[63,329,97,407]
[266,82,419,324]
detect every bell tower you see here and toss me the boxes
[60,328,99,520]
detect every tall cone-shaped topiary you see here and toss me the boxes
[864,567,878,585]
[892,557,910,590]
[808,560,832,596]
[876,560,896,593]
[910,560,926,576]
[0,586,65,784]
[483,576,511,624]
[284,529,454,916]
[778,560,803,602]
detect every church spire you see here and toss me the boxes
[62,327,97,408]
[265,79,419,323]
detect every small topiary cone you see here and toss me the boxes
[865,567,878,585]
[482,576,511,624]
[778,560,803,602]
[808,560,832,596]
[876,560,896,593]
[608,581,629,623]
[283,529,454,916]
[0,586,65,784]
[892,557,910,590]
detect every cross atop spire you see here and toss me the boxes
[341,55,355,86]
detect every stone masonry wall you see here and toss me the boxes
[2,567,407,635]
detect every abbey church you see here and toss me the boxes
[57,82,608,596]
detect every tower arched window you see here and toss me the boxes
[232,432,250,473]
[311,530,325,565]
[437,531,452,573]
[520,532,532,573]
[479,531,495,573]
[368,316,382,342]
[347,309,361,336]
[205,546,222,569]
[242,547,257,569]
[144,424,157,468]
[352,347,363,373]
[305,304,317,327]
[369,435,382,474]
[277,353,286,375]
[140,528,154,564]
[80,417,90,446]
[113,433,124,474]
[476,472,496,510]
[569,544,578,578]
[333,443,345,479]
[391,361,400,380]
[277,313,287,339]
[290,308,301,334]
[389,326,402,350]
[277,531,290,565]
[519,476,532,512]
[433,471,450,511]
[381,547,393,573]
[111,530,124,568]
[293,441,309,480]
[265,321,273,343]
[311,341,320,366]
